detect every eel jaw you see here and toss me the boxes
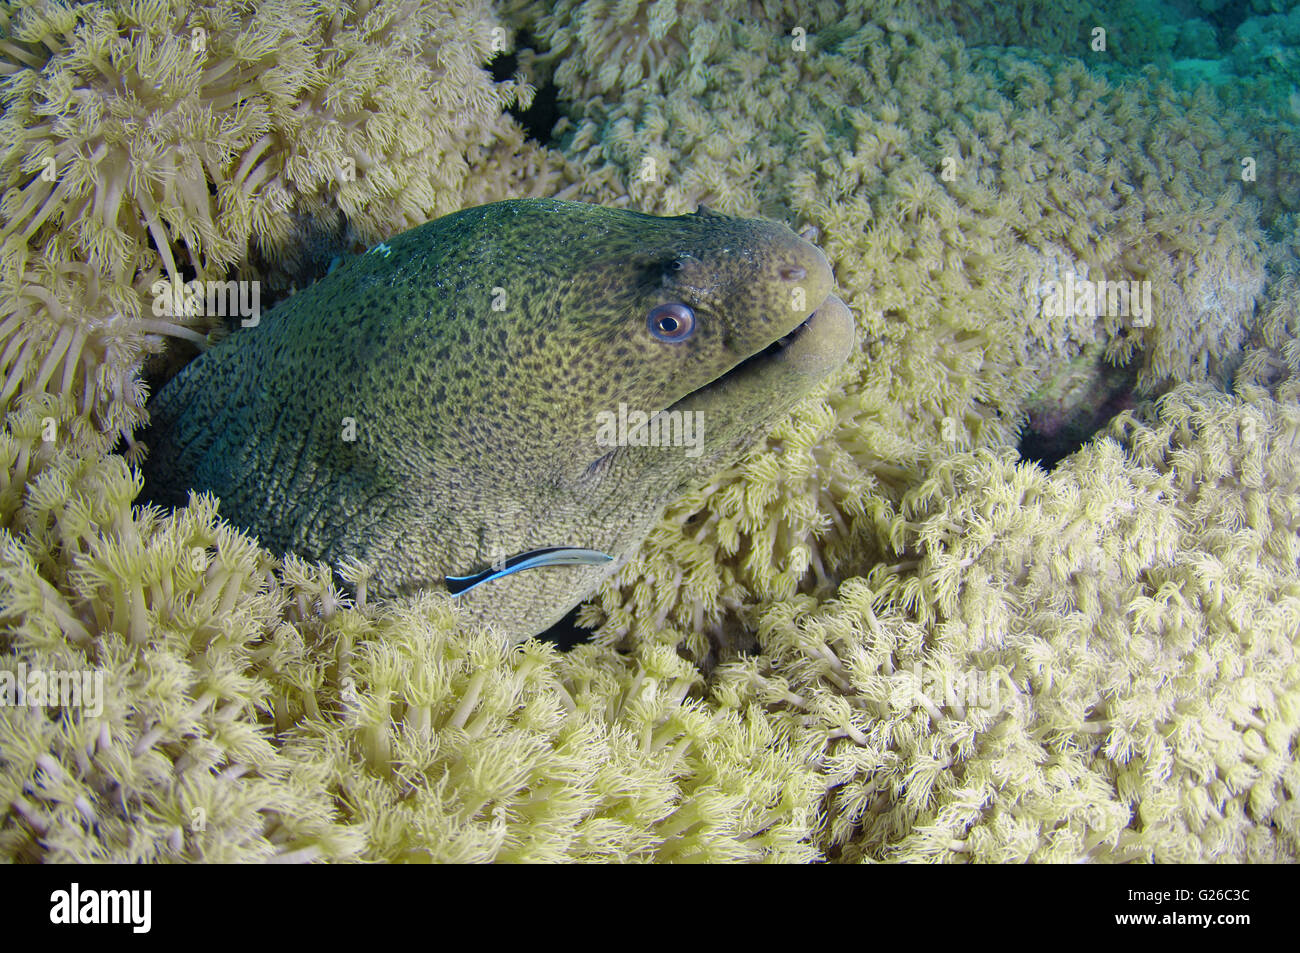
[704,292,855,392]
[772,293,855,374]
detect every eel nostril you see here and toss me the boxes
[780,265,807,281]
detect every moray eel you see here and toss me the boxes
[140,198,854,642]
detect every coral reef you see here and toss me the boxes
[0,396,819,861]
[715,382,1299,861]
[0,0,534,442]
[2,0,1298,862]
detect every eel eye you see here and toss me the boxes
[647,302,696,342]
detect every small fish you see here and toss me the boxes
[445,547,615,596]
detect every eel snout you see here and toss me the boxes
[775,293,855,376]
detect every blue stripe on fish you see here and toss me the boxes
[445,547,615,596]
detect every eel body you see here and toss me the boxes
[141,199,854,642]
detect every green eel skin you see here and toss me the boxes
[141,199,854,642]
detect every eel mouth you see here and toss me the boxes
[766,311,816,353]
[711,294,854,388]
[660,293,854,418]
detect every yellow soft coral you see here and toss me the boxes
[0,0,529,440]
[0,394,822,861]
[712,384,1299,862]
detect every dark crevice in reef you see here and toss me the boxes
[489,33,562,147]
[1202,0,1253,46]
[538,604,595,651]
[1018,358,1142,472]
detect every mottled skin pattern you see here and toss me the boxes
[141,199,854,642]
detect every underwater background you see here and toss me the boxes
[0,0,1297,862]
